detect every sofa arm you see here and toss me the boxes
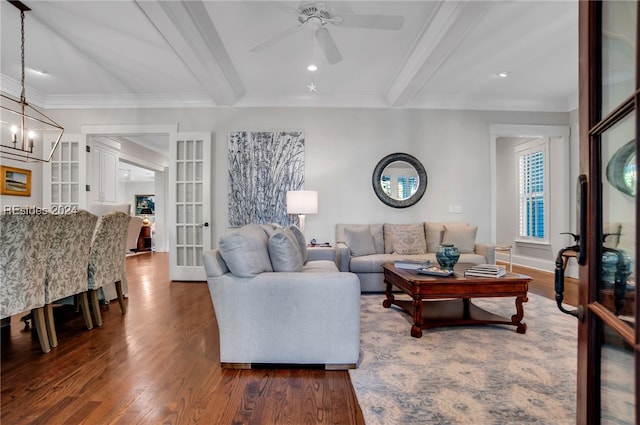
[307,246,336,262]
[336,242,351,272]
[475,243,496,264]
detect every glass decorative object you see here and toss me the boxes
[436,244,460,271]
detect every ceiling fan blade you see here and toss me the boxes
[336,14,404,30]
[315,27,342,65]
[250,24,305,52]
[271,1,303,14]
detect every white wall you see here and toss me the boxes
[43,107,570,265]
[118,181,155,213]
[495,135,572,273]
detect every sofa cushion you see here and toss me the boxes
[302,260,339,272]
[385,224,426,255]
[288,225,308,263]
[424,222,469,252]
[260,223,281,238]
[344,226,377,256]
[424,222,444,253]
[219,224,273,277]
[268,228,304,272]
[442,224,478,254]
[337,224,384,254]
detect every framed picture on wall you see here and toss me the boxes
[0,166,31,196]
[134,194,155,215]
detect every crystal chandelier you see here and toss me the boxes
[0,1,64,163]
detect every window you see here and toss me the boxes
[396,176,417,199]
[516,139,549,242]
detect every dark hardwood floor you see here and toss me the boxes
[1,253,577,425]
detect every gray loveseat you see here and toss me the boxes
[203,223,360,370]
[336,222,496,292]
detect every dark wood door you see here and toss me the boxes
[577,2,638,423]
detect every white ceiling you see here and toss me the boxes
[119,162,156,183]
[0,0,578,112]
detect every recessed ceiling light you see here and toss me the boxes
[498,71,509,78]
[307,64,318,72]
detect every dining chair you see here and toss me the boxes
[87,211,131,327]
[0,213,54,353]
[44,210,98,347]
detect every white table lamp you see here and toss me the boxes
[286,190,318,235]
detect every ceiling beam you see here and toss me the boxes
[135,0,245,106]
[386,0,491,107]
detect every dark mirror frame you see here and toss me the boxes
[606,139,636,197]
[372,152,427,208]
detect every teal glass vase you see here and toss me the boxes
[436,244,460,271]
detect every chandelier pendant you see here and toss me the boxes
[1,1,64,163]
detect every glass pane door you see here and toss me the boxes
[169,133,211,281]
[43,134,85,212]
[599,112,636,424]
[578,1,638,423]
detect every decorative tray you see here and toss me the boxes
[416,266,454,277]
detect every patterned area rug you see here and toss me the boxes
[349,293,578,424]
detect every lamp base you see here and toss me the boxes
[297,214,306,235]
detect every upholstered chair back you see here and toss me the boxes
[45,210,98,303]
[0,213,54,318]
[126,216,144,253]
[87,211,130,290]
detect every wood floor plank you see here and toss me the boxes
[2,252,571,425]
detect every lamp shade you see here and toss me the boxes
[286,190,318,214]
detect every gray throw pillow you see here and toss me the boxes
[442,224,478,254]
[219,224,273,277]
[345,226,376,256]
[268,229,304,272]
[288,225,308,264]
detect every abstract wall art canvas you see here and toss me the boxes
[228,131,305,227]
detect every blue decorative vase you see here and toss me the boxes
[601,251,618,288]
[436,244,460,271]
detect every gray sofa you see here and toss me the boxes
[336,222,496,292]
[203,223,360,370]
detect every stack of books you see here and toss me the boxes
[464,264,507,278]
[394,259,431,270]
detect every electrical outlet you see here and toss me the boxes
[448,205,455,213]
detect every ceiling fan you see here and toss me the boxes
[250,2,404,65]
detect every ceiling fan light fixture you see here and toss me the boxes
[498,71,509,78]
[307,64,318,71]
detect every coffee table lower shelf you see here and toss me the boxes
[385,298,528,338]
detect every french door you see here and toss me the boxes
[168,132,212,281]
[576,2,638,423]
[42,133,86,212]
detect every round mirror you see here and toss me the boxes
[606,139,636,197]
[372,153,427,208]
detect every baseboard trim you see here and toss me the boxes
[220,362,357,370]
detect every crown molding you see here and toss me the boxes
[40,93,217,109]
[406,94,574,112]
[2,73,576,112]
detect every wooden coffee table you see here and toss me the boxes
[382,263,531,338]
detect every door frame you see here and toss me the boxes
[577,2,639,423]
[80,124,174,252]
